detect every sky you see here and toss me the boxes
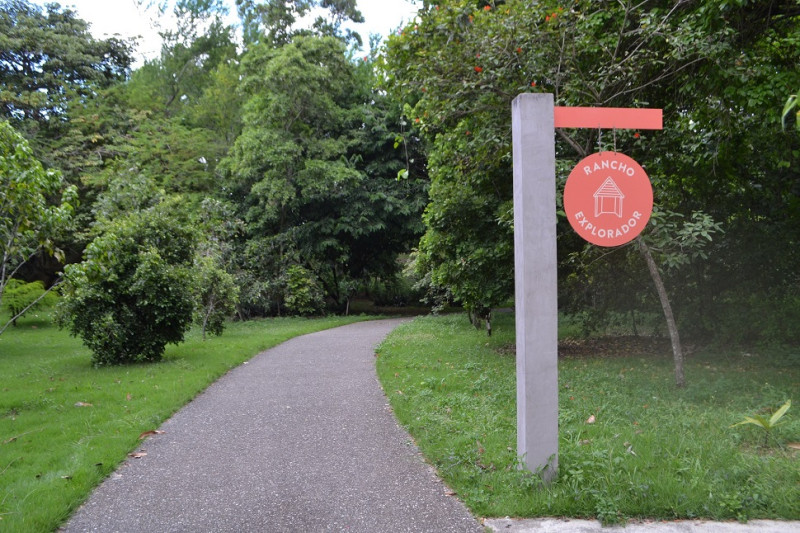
[34,0,420,65]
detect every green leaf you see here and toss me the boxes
[768,399,791,427]
[730,415,769,429]
[781,95,798,130]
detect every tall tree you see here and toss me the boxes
[0,0,132,137]
[222,35,425,313]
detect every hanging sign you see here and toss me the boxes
[563,151,653,247]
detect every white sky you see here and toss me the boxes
[33,0,420,66]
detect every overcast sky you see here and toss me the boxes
[32,0,420,65]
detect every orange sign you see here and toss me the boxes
[564,152,653,247]
[554,107,663,130]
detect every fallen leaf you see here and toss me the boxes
[585,415,596,424]
[74,402,93,407]
[395,390,403,395]
[138,430,165,440]
[579,439,592,446]
[128,452,147,459]
[788,442,800,450]
[126,393,132,401]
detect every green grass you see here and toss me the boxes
[376,313,800,524]
[0,311,372,532]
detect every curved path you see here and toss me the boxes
[64,319,482,533]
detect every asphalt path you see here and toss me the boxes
[63,318,482,533]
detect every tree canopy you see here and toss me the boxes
[3,0,799,361]
[383,0,800,344]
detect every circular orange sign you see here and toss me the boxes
[564,152,653,247]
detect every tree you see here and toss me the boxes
[0,0,132,135]
[222,35,426,313]
[0,121,76,335]
[383,0,800,352]
[59,199,197,365]
[0,1,134,284]
[119,0,240,202]
[235,0,364,47]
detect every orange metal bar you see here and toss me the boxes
[554,107,663,130]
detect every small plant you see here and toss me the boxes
[731,399,792,447]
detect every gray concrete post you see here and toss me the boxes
[511,93,558,481]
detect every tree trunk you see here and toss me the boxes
[636,237,685,388]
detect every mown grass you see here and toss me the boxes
[0,311,372,532]
[376,313,800,524]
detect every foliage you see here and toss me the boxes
[1,278,57,324]
[382,0,800,346]
[781,93,799,131]
[283,264,325,315]
[0,314,372,532]
[644,210,723,270]
[377,314,800,522]
[0,120,77,335]
[58,200,197,365]
[0,0,134,284]
[222,35,426,313]
[194,255,239,339]
[731,400,792,447]
[0,0,132,135]
[235,0,364,47]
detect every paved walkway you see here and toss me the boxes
[63,319,482,533]
[63,319,799,533]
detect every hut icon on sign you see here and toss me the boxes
[594,177,625,217]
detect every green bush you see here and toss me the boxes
[59,204,197,365]
[194,256,239,339]
[2,279,58,323]
[283,264,324,316]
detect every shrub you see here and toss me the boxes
[283,264,324,316]
[59,204,196,365]
[194,256,239,340]
[1,279,58,324]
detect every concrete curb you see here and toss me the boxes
[483,517,800,532]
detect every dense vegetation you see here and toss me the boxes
[0,0,425,363]
[383,0,800,347]
[2,0,799,360]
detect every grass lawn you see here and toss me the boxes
[0,312,372,532]
[376,313,800,524]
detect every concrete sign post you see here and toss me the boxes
[512,94,558,480]
[511,94,662,481]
